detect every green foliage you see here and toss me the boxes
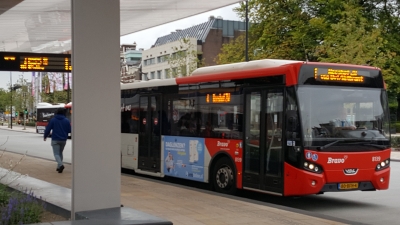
[391,136,400,148]
[395,122,400,133]
[40,90,70,104]
[0,185,10,208]
[216,34,247,64]
[39,73,70,103]
[0,187,45,224]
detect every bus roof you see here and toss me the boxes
[120,59,382,89]
[191,59,303,76]
[36,102,65,109]
[121,78,176,90]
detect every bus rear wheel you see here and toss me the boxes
[213,157,236,195]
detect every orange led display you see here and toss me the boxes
[0,52,71,72]
[314,68,364,83]
[206,93,231,103]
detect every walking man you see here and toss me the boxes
[44,108,71,173]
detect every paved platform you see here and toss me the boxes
[0,124,398,224]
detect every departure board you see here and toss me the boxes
[314,68,365,83]
[0,52,71,72]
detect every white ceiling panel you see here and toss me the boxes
[0,0,242,53]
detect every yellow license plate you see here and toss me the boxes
[338,183,359,190]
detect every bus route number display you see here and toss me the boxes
[314,68,364,83]
[0,52,71,72]
[206,93,231,103]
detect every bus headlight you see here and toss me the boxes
[303,161,322,174]
[376,158,390,171]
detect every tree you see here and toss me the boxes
[315,2,389,66]
[374,0,400,119]
[223,0,317,62]
[40,73,70,104]
[0,89,10,113]
[216,34,247,64]
[165,38,202,78]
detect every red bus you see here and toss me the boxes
[120,59,391,196]
[35,102,66,134]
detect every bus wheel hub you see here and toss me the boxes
[216,167,233,189]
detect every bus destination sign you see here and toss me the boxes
[0,52,71,72]
[206,93,231,103]
[314,68,364,83]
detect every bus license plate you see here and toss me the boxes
[338,183,358,190]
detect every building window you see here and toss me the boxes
[157,56,166,63]
[151,71,155,79]
[157,70,162,79]
[165,69,170,79]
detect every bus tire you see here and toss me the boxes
[212,157,236,195]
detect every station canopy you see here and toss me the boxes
[0,0,241,53]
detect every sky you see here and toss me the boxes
[0,3,241,91]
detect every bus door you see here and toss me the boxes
[138,94,161,172]
[243,88,284,194]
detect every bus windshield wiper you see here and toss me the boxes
[317,140,387,150]
[345,141,387,150]
[317,140,340,150]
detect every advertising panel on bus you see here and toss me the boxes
[163,136,205,182]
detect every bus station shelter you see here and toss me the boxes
[0,0,242,221]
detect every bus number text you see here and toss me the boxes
[372,156,381,162]
[235,157,242,163]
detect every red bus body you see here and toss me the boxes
[120,59,390,196]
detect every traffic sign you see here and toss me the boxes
[15,112,18,116]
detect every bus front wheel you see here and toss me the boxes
[213,157,236,195]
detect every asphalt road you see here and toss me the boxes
[0,129,72,163]
[0,129,398,225]
[239,162,399,225]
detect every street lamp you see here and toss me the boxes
[23,92,27,130]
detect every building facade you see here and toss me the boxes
[141,16,247,80]
[120,42,143,83]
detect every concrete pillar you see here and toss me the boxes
[71,0,121,218]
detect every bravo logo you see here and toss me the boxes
[217,141,229,147]
[327,155,348,164]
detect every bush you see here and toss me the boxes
[395,122,400,133]
[0,186,45,225]
[25,122,35,127]
[392,137,400,148]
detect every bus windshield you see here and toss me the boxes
[297,86,390,150]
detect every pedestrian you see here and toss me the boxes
[43,108,71,173]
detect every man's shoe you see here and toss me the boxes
[56,168,59,171]
[58,165,65,173]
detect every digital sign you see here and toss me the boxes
[206,93,231,103]
[314,68,365,83]
[0,52,71,72]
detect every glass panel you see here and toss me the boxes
[265,90,283,176]
[139,96,148,157]
[297,86,390,150]
[121,92,139,133]
[150,96,160,158]
[244,92,261,174]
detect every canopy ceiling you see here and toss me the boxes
[0,0,242,53]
